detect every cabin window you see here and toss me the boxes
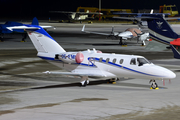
[137,58,150,66]
[130,58,136,65]
[99,57,103,62]
[106,58,110,63]
[112,58,116,63]
[119,59,124,64]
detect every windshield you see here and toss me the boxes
[137,58,150,66]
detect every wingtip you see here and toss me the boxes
[82,25,85,32]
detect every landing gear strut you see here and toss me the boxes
[21,33,27,42]
[80,76,89,87]
[0,33,4,42]
[119,38,127,46]
[149,79,159,89]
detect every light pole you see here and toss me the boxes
[99,0,101,21]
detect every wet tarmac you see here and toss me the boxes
[0,23,180,120]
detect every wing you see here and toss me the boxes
[44,70,116,78]
[81,25,110,36]
[113,16,137,21]
[77,12,102,15]
[49,11,75,14]
[165,17,180,20]
[145,40,169,51]
[44,71,105,77]
[49,11,102,15]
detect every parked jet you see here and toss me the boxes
[82,25,149,46]
[50,10,102,23]
[7,18,176,87]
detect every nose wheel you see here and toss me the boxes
[80,76,89,87]
[149,80,159,89]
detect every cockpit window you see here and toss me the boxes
[130,58,136,65]
[137,58,150,66]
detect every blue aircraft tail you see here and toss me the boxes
[31,17,39,25]
[146,15,179,45]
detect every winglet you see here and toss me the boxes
[31,17,39,25]
[82,25,85,32]
[170,45,180,59]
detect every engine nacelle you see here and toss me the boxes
[75,52,84,63]
[55,52,84,64]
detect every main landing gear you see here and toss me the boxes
[80,76,89,87]
[149,79,159,89]
[119,38,127,46]
[108,78,119,84]
[0,33,4,42]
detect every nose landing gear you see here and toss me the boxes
[149,80,159,89]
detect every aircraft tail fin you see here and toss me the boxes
[146,15,179,44]
[27,26,66,54]
[31,17,39,25]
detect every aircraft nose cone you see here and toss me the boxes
[167,70,176,79]
[155,65,176,79]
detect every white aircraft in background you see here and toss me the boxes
[7,18,176,87]
[82,25,149,46]
[50,10,102,22]
[113,9,179,28]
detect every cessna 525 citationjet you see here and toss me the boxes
[7,18,176,87]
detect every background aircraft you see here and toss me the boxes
[0,21,26,42]
[49,10,102,22]
[82,25,149,46]
[7,18,176,87]
[112,10,178,27]
[143,14,180,59]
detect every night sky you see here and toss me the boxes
[0,0,180,20]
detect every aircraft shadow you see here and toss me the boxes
[32,80,109,89]
[32,79,167,90]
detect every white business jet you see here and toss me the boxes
[82,25,149,46]
[7,18,176,87]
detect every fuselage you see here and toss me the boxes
[38,49,176,80]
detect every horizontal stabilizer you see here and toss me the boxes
[41,26,54,29]
[7,26,40,31]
